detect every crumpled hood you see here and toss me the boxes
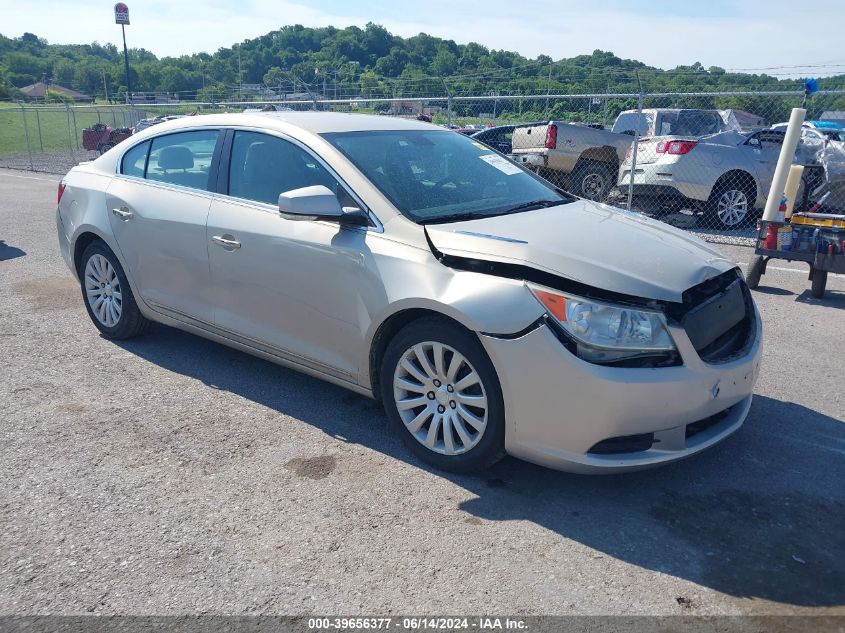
[425,200,735,303]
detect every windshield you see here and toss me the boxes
[322,129,570,224]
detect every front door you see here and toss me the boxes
[206,130,370,380]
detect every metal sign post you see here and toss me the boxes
[114,3,131,104]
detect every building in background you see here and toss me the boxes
[19,81,93,103]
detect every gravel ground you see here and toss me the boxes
[0,168,843,617]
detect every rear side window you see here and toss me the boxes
[227,131,338,205]
[120,141,149,177]
[146,130,219,191]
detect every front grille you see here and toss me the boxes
[671,269,755,364]
[588,433,655,455]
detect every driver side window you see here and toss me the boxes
[228,131,339,206]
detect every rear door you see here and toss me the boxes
[106,129,221,320]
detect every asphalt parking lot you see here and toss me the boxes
[0,168,843,617]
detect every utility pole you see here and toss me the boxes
[114,4,132,104]
[237,48,242,101]
[102,68,109,102]
[545,60,552,119]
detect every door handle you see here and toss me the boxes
[212,234,241,249]
[111,206,133,220]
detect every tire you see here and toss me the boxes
[811,269,828,299]
[745,255,765,289]
[706,179,757,229]
[79,240,149,339]
[380,317,506,473]
[572,161,615,202]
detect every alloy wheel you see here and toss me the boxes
[392,341,488,456]
[716,189,749,227]
[84,253,123,327]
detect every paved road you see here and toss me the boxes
[0,169,843,616]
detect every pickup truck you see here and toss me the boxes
[510,109,734,201]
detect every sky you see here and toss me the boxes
[2,0,844,78]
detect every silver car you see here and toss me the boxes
[619,129,814,228]
[56,112,762,473]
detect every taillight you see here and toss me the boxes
[544,124,557,149]
[656,141,669,153]
[666,140,697,155]
[57,181,67,205]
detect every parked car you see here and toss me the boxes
[770,121,845,143]
[81,123,132,154]
[619,129,822,228]
[511,109,734,201]
[471,123,547,155]
[470,125,516,154]
[56,112,761,474]
[133,114,184,133]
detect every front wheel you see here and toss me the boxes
[380,317,506,472]
[80,240,149,339]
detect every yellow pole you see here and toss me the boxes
[783,164,805,219]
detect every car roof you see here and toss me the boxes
[143,111,440,135]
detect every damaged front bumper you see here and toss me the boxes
[479,304,762,474]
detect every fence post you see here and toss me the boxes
[34,108,43,152]
[20,104,35,171]
[71,107,80,150]
[65,103,76,159]
[626,90,644,212]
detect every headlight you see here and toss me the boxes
[529,284,677,364]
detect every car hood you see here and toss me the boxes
[424,200,735,303]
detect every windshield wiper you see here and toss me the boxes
[419,199,567,225]
[499,199,565,214]
[420,212,494,225]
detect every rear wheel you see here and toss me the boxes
[572,161,615,202]
[380,317,506,473]
[707,179,756,228]
[80,240,149,339]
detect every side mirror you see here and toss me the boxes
[278,184,371,227]
[747,137,760,147]
[278,185,343,220]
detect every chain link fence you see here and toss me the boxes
[2,89,844,243]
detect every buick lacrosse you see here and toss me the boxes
[57,112,761,473]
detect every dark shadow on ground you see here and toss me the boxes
[751,286,795,296]
[795,288,845,309]
[115,323,845,608]
[0,240,26,261]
